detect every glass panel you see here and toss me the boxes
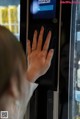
[0,0,20,40]
[69,0,80,119]
[76,1,80,118]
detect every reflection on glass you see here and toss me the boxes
[0,0,20,40]
[69,0,80,119]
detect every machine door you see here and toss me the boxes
[27,0,61,90]
[69,0,80,119]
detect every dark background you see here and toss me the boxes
[59,3,71,119]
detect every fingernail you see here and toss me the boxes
[50,49,54,53]
[35,30,37,33]
[27,40,30,43]
[41,26,44,30]
[49,31,52,34]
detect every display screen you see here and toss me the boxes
[30,0,56,19]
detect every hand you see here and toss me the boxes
[26,26,54,82]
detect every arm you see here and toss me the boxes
[19,27,54,114]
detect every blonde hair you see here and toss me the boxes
[0,26,26,96]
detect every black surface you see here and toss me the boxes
[30,87,53,119]
[28,0,60,90]
[20,0,27,53]
[59,3,71,119]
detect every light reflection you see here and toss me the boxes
[30,1,40,14]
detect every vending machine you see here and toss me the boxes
[69,1,80,119]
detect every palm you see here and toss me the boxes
[28,50,48,75]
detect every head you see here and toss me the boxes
[0,26,26,98]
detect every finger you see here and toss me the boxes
[27,40,31,55]
[37,26,44,51]
[45,49,54,66]
[43,31,52,52]
[32,30,37,51]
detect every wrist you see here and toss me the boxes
[26,68,39,82]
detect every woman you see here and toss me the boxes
[0,26,54,119]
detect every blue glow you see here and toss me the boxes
[30,1,40,14]
[39,5,54,11]
[75,90,80,102]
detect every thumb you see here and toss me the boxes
[46,49,54,67]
